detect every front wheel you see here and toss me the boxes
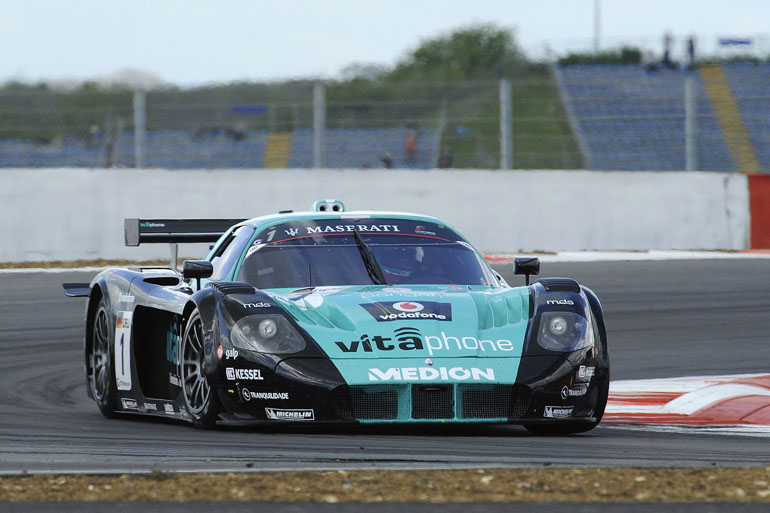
[90,298,118,418]
[181,309,220,429]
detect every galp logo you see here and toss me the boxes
[360,301,452,322]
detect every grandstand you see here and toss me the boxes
[555,62,770,172]
[555,64,733,171]
[1,63,768,172]
[0,128,438,170]
[721,62,770,172]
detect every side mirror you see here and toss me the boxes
[513,257,540,286]
[182,260,213,290]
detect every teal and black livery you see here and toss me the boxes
[63,199,609,434]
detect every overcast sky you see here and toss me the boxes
[4,0,769,87]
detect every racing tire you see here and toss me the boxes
[181,308,220,429]
[90,298,118,418]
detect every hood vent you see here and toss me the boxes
[209,281,256,295]
[536,278,581,293]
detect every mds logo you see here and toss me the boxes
[360,301,452,322]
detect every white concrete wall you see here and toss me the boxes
[0,168,750,262]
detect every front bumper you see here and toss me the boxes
[216,354,608,424]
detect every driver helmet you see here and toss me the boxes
[378,246,424,282]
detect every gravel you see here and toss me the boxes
[3,468,770,503]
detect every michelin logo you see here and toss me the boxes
[265,408,314,421]
[367,366,495,382]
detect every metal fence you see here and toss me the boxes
[0,77,582,170]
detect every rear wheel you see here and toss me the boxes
[181,309,220,429]
[90,298,118,417]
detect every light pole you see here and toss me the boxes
[593,0,601,53]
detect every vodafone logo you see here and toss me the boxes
[360,301,452,322]
[393,301,424,313]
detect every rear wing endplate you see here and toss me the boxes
[124,218,246,269]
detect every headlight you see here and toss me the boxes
[537,311,594,352]
[231,314,306,354]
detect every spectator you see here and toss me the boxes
[661,32,675,69]
[642,50,658,74]
[404,119,418,167]
[687,35,696,70]
[381,153,393,169]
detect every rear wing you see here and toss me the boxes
[124,218,246,268]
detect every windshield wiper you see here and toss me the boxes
[353,230,388,285]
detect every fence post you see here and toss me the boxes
[685,73,697,171]
[133,89,147,169]
[313,83,326,169]
[499,79,513,170]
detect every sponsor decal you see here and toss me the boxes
[139,222,165,228]
[305,224,400,235]
[393,301,423,312]
[144,402,158,412]
[166,316,180,365]
[285,228,299,237]
[367,366,495,382]
[415,226,437,236]
[360,301,452,322]
[569,384,589,397]
[578,365,595,380]
[169,373,181,387]
[335,327,515,356]
[121,398,138,410]
[217,345,224,359]
[120,294,135,304]
[242,390,289,401]
[546,299,574,305]
[544,406,574,418]
[224,348,239,360]
[226,367,264,381]
[381,287,412,293]
[561,385,588,399]
[244,302,271,309]
[115,311,132,391]
[265,408,314,421]
[425,358,434,366]
[164,403,174,414]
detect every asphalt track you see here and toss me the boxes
[0,258,769,477]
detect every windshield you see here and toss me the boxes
[237,219,496,289]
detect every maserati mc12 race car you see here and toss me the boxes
[63,199,609,434]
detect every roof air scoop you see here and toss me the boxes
[312,199,346,212]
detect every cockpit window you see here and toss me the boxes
[237,219,497,289]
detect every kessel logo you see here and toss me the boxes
[360,301,452,322]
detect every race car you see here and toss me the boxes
[63,199,609,434]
